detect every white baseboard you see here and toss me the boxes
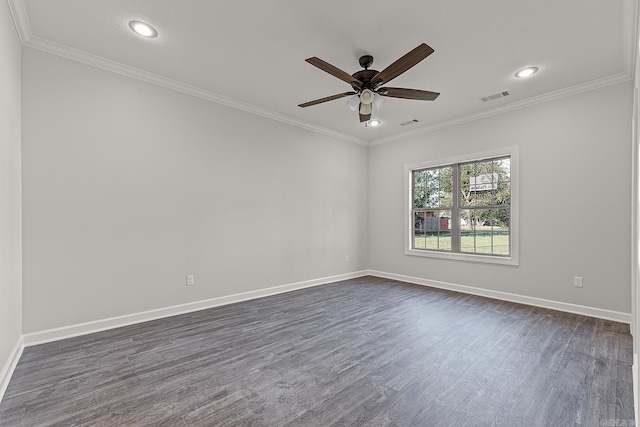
[368,270,632,324]
[20,268,632,347]
[22,270,369,347]
[0,337,24,404]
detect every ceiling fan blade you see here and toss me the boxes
[379,87,440,101]
[359,112,371,122]
[298,91,356,108]
[305,57,363,88]
[371,43,434,87]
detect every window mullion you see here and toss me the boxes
[451,164,460,252]
[411,171,416,250]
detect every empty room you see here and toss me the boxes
[1,0,639,426]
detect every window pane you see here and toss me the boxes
[413,211,426,249]
[438,166,453,208]
[475,185,495,207]
[425,169,440,207]
[460,209,479,253]
[461,158,510,207]
[424,230,439,250]
[469,160,495,207]
[487,159,510,206]
[459,208,510,256]
[459,163,474,207]
[495,158,511,206]
[438,210,452,251]
[498,158,511,180]
[413,171,426,208]
[474,209,494,254]
[459,208,472,233]
[413,166,453,209]
[414,210,452,251]
[492,209,510,255]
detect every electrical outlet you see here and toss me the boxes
[573,276,583,288]
[345,255,349,262]
[186,275,195,286]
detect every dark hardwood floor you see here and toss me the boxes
[0,276,634,426]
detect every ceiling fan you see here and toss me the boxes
[298,43,440,123]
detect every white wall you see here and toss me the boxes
[21,48,369,333]
[0,0,23,394]
[369,81,633,314]
[17,40,635,333]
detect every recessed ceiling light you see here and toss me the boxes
[515,67,539,78]
[129,20,158,38]
[367,120,381,127]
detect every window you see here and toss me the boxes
[405,147,518,265]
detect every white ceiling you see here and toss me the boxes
[8,0,637,145]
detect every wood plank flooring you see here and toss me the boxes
[0,276,634,426]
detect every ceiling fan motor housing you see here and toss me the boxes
[351,69,379,92]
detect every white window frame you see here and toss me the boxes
[404,146,519,266]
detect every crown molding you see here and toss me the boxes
[369,71,633,147]
[7,0,367,147]
[7,0,637,149]
[370,0,637,147]
[623,0,638,78]
[6,0,30,43]
[24,36,368,146]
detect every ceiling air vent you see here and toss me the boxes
[481,91,510,102]
[400,119,420,126]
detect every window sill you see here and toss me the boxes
[405,248,519,266]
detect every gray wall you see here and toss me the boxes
[21,48,369,333]
[369,81,633,313]
[0,0,22,385]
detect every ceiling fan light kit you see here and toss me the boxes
[360,89,375,104]
[359,102,372,115]
[373,94,385,110]
[299,43,440,124]
[346,95,360,111]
